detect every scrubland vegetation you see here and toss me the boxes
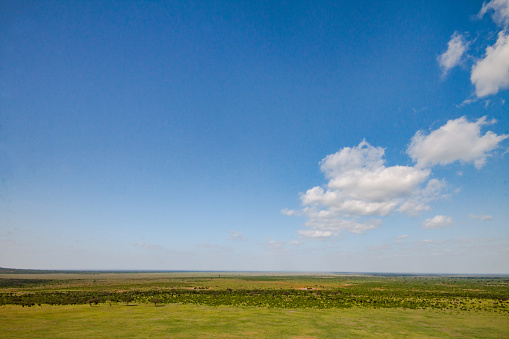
[0,269,508,337]
[1,271,508,312]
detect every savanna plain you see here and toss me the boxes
[0,268,508,338]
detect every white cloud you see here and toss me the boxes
[290,140,444,238]
[397,178,447,216]
[327,165,430,201]
[321,140,430,202]
[301,186,400,216]
[334,199,399,216]
[397,200,430,215]
[287,118,506,238]
[468,214,494,221]
[478,0,509,27]
[299,206,382,237]
[438,32,468,76]
[281,208,297,216]
[458,97,478,107]
[297,229,334,238]
[471,31,509,97]
[407,116,508,169]
[320,140,384,177]
[473,1,509,97]
[422,215,453,229]
[228,231,246,241]
[438,1,509,98]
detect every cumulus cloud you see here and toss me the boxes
[320,141,430,202]
[285,117,506,238]
[471,31,509,97]
[422,215,453,229]
[468,214,494,221]
[301,186,400,216]
[474,0,509,97]
[478,0,509,27]
[407,116,508,169]
[439,1,509,98]
[299,206,382,237]
[288,141,443,238]
[397,178,447,216]
[438,32,468,76]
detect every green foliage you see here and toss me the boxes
[1,272,507,337]
[0,273,508,313]
[0,278,56,288]
[122,295,133,305]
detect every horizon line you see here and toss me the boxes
[1,267,508,276]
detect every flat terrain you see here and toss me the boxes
[0,270,508,338]
[2,303,509,338]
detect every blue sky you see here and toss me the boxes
[1,0,508,273]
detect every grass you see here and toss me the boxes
[1,303,508,338]
[0,271,508,337]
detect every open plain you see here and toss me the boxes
[0,270,508,338]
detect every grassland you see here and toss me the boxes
[0,270,508,338]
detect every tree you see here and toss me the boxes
[150,297,162,306]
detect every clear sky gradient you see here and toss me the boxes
[1,0,508,273]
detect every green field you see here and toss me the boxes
[2,303,509,338]
[0,270,508,338]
